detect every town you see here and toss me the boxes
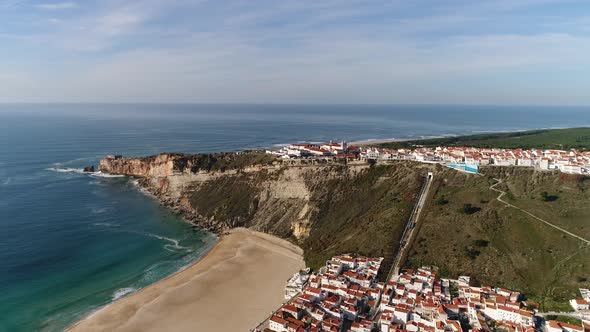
[265,141,590,175]
[254,254,590,332]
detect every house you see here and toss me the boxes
[561,164,583,174]
[350,319,373,332]
[305,147,332,156]
[365,148,380,160]
[570,299,590,311]
[269,315,288,332]
[545,320,584,332]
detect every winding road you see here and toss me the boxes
[489,178,590,245]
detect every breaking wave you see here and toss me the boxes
[143,232,193,253]
[46,167,125,178]
[89,172,125,178]
[46,167,86,174]
[111,288,136,301]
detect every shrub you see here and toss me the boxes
[473,239,489,247]
[436,196,449,205]
[465,248,481,259]
[541,191,558,202]
[461,203,481,215]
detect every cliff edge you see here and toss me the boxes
[98,152,430,272]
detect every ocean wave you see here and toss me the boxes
[2,177,10,185]
[89,172,125,178]
[111,287,136,301]
[90,207,110,214]
[46,168,125,178]
[143,232,193,253]
[46,167,86,174]
[92,222,120,227]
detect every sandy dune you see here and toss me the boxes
[68,228,304,332]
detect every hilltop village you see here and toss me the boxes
[266,142,590,174]
[255,255,590,332]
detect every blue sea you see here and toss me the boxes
[1,104,589,331]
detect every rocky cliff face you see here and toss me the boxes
[98,152,432,271]
[99,154,180,177]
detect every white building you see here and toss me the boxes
[570,298,590,311]
[545,320,584,332]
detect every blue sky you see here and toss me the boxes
[1,0,590,104]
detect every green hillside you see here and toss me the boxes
[406,166,590,311]
[377,127,590,150]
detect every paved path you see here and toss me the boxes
[537,311,590,320]
[389,172,434,280]
[490,178,590,245]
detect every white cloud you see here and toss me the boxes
[2,0,590,104]
[35,2,78,10]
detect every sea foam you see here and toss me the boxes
[143,232,193,253]
[111,288,136,301]
[46,167,125,178]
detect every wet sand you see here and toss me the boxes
[68,228,304,332]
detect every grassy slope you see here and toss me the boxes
[185,162,430,279]
[302,163,428,275]
[407,167,590,311]
[377,127,590,150]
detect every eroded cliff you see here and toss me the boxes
[99,152,432,272]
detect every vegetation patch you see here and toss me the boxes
[376,127,590,151]
[301,162,428,278]
[473,239,489,247]
[460,203,481,215]
[405,166,590,311]
[545,315,583,327]
[540,191,559,202]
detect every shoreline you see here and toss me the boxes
[349,135,452,146]
[67,228,305,332]
[65,232,221,331]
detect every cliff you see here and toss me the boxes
[98,152,431,272]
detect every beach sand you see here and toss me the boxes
[68,228,305,332]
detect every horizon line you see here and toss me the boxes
[0,102,589,108]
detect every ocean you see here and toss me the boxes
[1,104,589,331]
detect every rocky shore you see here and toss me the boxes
[98,152,278,234]
[135,177,229,234]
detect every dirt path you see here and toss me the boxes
[490,178,590,245]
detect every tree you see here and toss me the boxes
[436,196,449,205]
[541,191,558,202]
[461,203,481,215]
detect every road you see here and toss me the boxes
[388,172,434,280]
[536,311,590,321]
[490,178,590,245]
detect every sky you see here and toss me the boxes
[1,0,590,105]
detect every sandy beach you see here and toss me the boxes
[68,228,305,332]
[349,136,449,146]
